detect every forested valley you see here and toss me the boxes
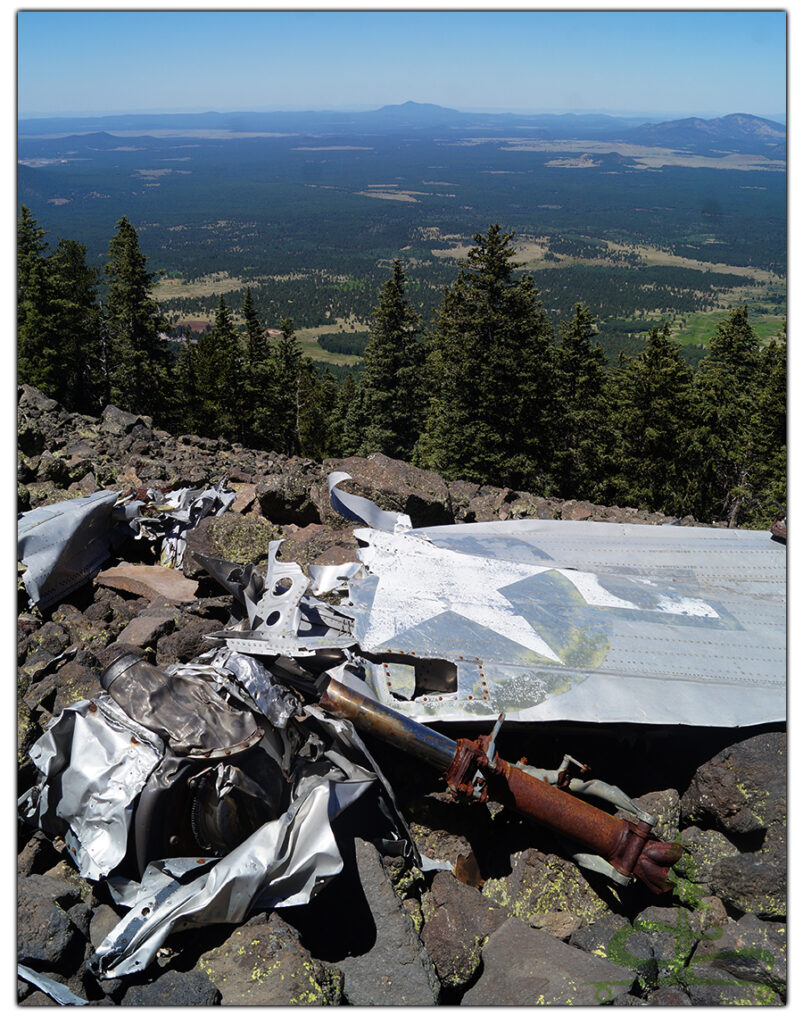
[18,208,785,529]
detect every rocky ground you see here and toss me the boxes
[17,385,787,1006]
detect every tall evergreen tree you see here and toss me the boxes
[350,260,425,460]
[17,206,57,394]
[172,327,201,435]
[337,373,362,456]
[552,303,608,498]
[415,224,556,491]
[241,287,268,370]
[48,238,103,413]
[104,216,171,419]
[604,323,693,514]
[239,287,276,448]
[685,307,762,525]
[269,318,304,454]
[298,362,340,460]
[741,326,787,527]
[191,297,241,438]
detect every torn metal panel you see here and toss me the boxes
[307,559,365,596]
[121,478,235,568]
[89,708,409,979]
[90,783,348,978]
[210,541,358,657]
[157,479,236,568]
[17,490,122,608]
[207,649,302,728]
[338,519,785,727]
[19,696,164,880]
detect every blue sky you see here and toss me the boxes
[18,9,786,121]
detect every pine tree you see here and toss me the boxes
[17,206,57,394]
[47,238,103,414]
[173,327,201,434]
[741,325,787,527]
[215,296,244,437]
[552,303,608,498]
[241,287,268,370]
[239,288,275,448]
[350,260,426,460]
[191,298,241,438]
[685,307,761,525]
[269,318,304,454]
[415,224,556,491]
[336,372,360,456]
[104,216,171,419]
[298,363,340,460]
[605,323,693,514]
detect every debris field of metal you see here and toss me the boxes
[18,472,786,979]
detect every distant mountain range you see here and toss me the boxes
[624,113,785,156]
[18,101,785,157]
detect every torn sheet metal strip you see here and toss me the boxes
[17,490,122,608]
[18,965,89,1006]
[19,697,164,880]
[328,471,411,533]
[90,784,344,978]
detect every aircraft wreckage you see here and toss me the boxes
[18,472,786,980]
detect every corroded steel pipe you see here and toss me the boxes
[453,737,681,892]
[319,677,682,893]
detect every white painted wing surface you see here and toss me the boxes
[344,520,785,727]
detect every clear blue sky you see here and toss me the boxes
[17,9,787,121]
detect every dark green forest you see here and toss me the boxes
[18,121,786,369]
[18,208,785,528]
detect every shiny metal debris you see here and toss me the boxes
[20,650,412,979]
[345,515,785,726]
[18,964,89,1006]
[18,489,123,609]
[19,695,164,880]
[17,479,234,608]
[18,469,786,981]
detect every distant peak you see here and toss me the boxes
[375,100,459,115]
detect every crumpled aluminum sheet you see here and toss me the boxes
[342,518,786,727]
[17,480,235,608]
[17,490,123,609]
[89,704,411,979]
[208,648,302,728]
[138,478,235,568]
[21,650,414,979]
[19,696,164,880]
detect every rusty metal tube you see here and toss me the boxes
[319,677,457,771]
[318,676,681,893]
[490,754,636,866]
